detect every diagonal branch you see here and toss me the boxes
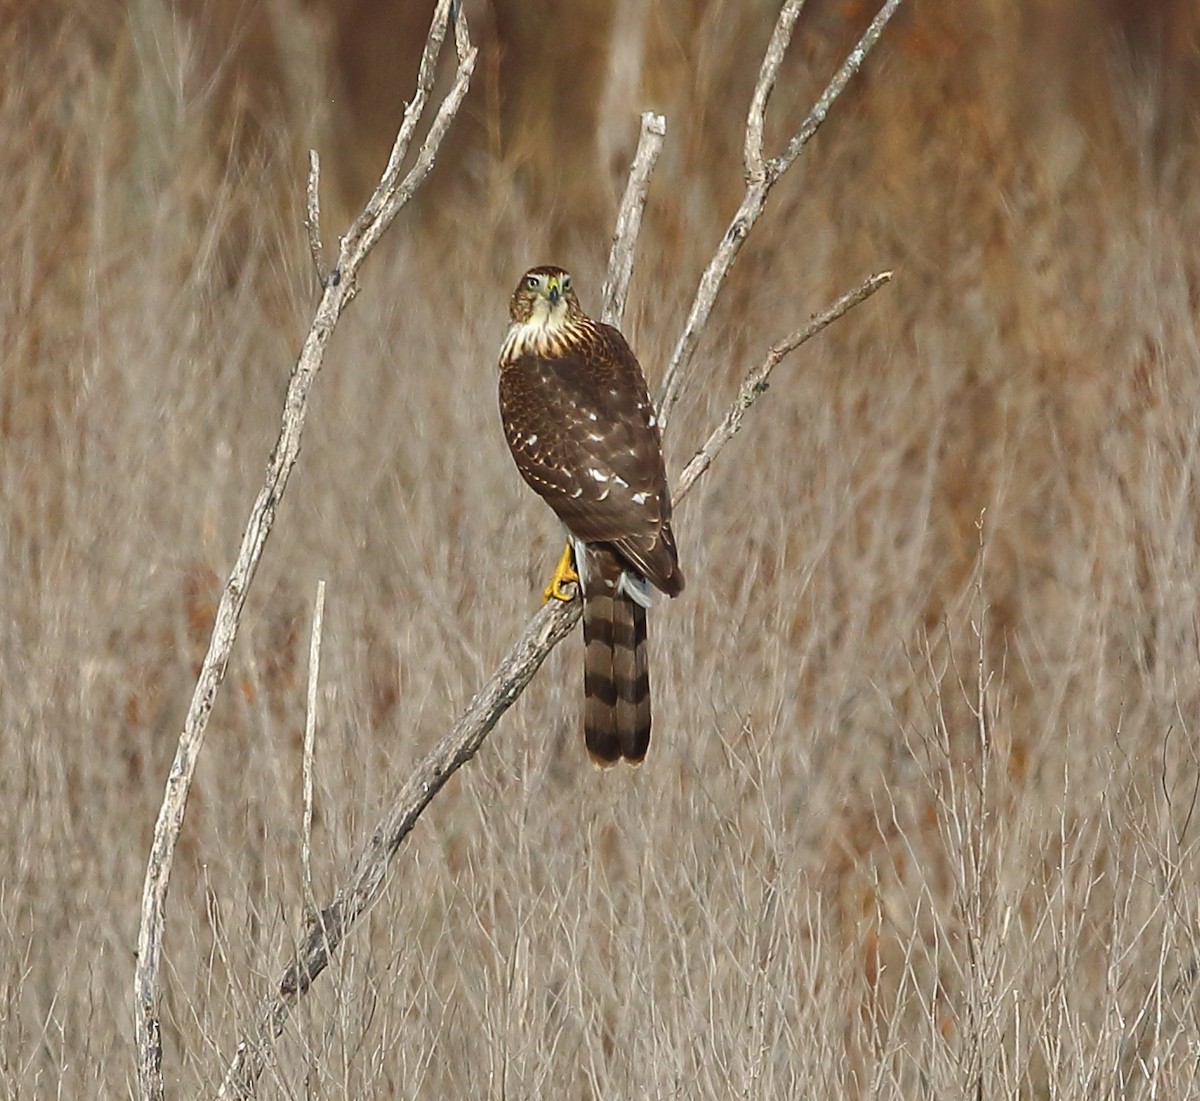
[770,0,903,181]
[656,0,904,430]
[675,271,892,499]
[132,4,477,1100]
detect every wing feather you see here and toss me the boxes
[499,322,683,595]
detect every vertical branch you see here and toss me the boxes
[343,3,475,270]
[770,0,905,178]
[744,0,805,184]
[601,112,667,328]
[356,0,454,229]
[132,5,477,1100]
[305,150,325,287]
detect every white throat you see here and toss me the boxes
[500,299,570,363]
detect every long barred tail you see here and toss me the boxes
[582,548,652,764]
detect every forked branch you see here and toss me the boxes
[132,4,476,1100]
[656,0,904,428]
[213,1,900,1092]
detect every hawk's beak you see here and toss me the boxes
[547,277,561,305]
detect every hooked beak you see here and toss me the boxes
[547,276,561,305]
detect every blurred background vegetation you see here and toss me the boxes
[2,0,1200,1096]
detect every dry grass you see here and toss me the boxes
[3,1,1200,1096]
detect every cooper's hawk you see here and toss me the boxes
[498,265,684,765]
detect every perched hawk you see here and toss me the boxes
[498,265,684,765]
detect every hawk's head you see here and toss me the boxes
[509,265,583,327]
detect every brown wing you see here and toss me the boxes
[499,322,683,595]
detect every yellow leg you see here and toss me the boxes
[542,541,580,603]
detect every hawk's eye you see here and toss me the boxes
[561,277,571,292]
[525,275,539,290]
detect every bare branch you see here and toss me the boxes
[132,5,477,1100]
[215,597,580,1098]
[675,271,892,502]
[305,150,325,286]
[744,0,804,183]
[771,0,904,181]
[358,0,456,225]
[343,35,476,271]
[657,0,903,429]
[601,112,667,328]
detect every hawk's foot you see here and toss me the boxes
[542,542,580,604]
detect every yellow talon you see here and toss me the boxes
[542,541,580,603]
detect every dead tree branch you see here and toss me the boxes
[132,5,476,1100]
[656,0,904,429]
[602,112,667,328]
[301,579,326,911]
[676,270,893,497]
[213,3,899,1092]
[305,150,325,287]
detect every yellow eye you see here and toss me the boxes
[561,277,571,292]
[525,275,539,290]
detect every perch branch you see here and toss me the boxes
[132,4,477,1100]
[656,0,903,429]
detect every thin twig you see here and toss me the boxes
[675,271,892,500]
[305,150,325,287]
[657,0,903,429]
[132,4,477,1100]
[744,0,804,184]
[601,112,667,328]
[302,579,326,909]
[770,0,904,181]
[343,0,474,273]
